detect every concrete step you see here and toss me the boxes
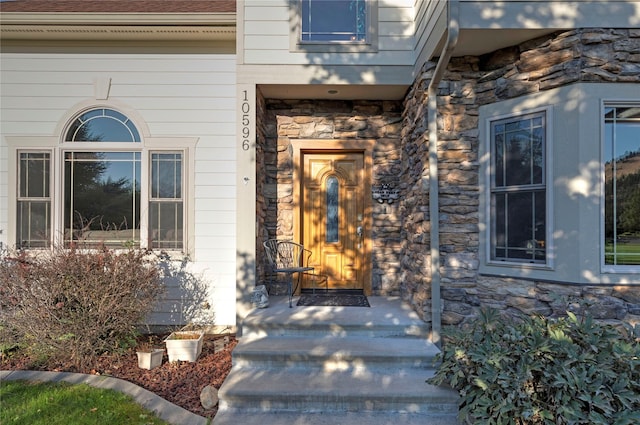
[242,320,429,338]
[241,296,431,339]
[217,367,459,414]
[215,297,460,425]
[232,336,441,370]
[214,410,460,425]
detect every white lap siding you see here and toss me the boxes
[0,52,237,327]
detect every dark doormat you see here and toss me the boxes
[296,293,370,307]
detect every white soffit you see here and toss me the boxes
[259,84,408,101]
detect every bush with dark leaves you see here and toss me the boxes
[428,308,640,425]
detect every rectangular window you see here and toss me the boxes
[604,105,640,267]
[490,112,547,263]
[64,151,141,248]
[17,152,51,248]
[149,152,183,250]
[301,0,368,43]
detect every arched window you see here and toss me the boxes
[17,107,184,250]
[65,108,141,143]
[63,109,143,247]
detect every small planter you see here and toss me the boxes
[136,348,164,370]
[165,331,204,362]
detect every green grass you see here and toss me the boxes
[0,380,171,425]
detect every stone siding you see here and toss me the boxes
[255,89,268,281]
[400,28,640,328]
[254,28,639,330]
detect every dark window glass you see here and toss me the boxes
[17,152,51,248]
[65,108,140,143]
[149,152,183,250]
[491,112,546,263]
[326,176,339,243]
[301,0,367,42]
[64,151,141,247]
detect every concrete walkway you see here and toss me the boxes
[0,369,209,425]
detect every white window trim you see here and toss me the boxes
[7,137,56,251]
[289,0,379,53]
[484,105,555,271]
[6,107,197,256]
[600,99,640,275]
[15,148,54,249]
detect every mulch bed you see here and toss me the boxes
[1,333,237,420]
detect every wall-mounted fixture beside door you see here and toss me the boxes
[372,183,400,204]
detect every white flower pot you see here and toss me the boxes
[165,331,204,362]
[136,348,164,370]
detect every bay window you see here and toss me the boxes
[480,84,637,284]
[604,104,640,267]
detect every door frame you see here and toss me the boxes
[291,139,374,295]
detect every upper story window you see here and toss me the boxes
[17,108,185,251]
[603,104,640,269]
[301,0,367,43]
[293,0,377,53]
[490,111,547,264]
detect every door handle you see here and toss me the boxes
[356,226,363,249]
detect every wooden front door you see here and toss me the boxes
[301,152,367,291]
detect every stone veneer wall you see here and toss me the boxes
[258,99,404,295]
[400,28,640,329]
[255,89,268,282]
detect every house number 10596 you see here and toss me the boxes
[241,90,251,151]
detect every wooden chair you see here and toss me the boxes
[263,239,315,308]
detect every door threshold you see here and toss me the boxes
[300,289,365,295]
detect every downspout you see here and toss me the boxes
[427,0,459,348]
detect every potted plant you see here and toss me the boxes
[136,342,164,370]
[164,330,204,362]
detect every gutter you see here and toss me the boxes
[0,25,236,42]
[0,12,236,42]
[0,12,236,26]
[427,0,459,348]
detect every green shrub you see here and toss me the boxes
[0,245,164,369]
[428,308,640,425]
